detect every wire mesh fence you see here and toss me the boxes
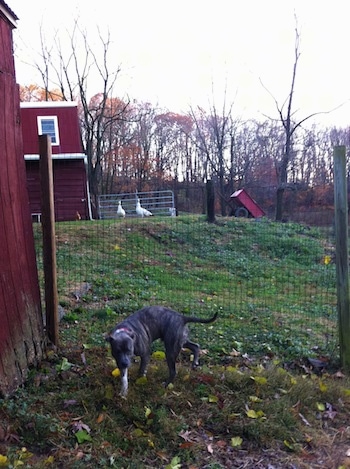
[32,212,338,362]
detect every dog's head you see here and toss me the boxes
[106,327,136,371]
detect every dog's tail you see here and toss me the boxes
[183,311,218,324]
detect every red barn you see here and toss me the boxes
[0,0,44,396]
[21,101,92,221]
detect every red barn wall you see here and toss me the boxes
[26,159,91,221]
[21,104,83,154]
[0,2,44,397]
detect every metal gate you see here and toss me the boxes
[98,190,175,219]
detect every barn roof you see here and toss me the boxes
[0,0,18,27]
[20,101,78,109]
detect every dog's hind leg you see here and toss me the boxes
[183,340,200,368]
[164,345,181,386]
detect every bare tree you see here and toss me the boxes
[33,20,130,209]
[261,21,325,221]
[189,90,235,216]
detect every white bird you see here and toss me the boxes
[136,198,153,217]
[117,200,126,218]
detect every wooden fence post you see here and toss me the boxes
[39,135,59,346]
[206,180,216,223]
[333,145,350,371]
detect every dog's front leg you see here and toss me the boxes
[120,368,128,396]
[139,352,151,377]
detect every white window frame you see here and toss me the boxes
[37,115,60,146]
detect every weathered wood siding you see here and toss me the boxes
[0,3,44,396]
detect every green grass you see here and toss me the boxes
[1,215,345,468]
[35,215,337,360]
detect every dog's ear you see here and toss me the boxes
[104,333,113,343]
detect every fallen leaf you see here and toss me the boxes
[246,409,265,419]
[284,440,296,451]
[96,413,105,424]
[319,381,327,392]
[299,413,311,426]
[136,376,148,386]
[249,395,262,403]
[333,370,345,379]
[251,376,267,385]
[0,455,8,467]
[72,421,91,433]
[132,428,147,438]
[111,368,120,378]
[316,402,325,412]
[56,357,73,372]
[208,395,218,403]
[179,442,194,449]
[165,455,181,469]
[63,399,78,408]
[207,443,214,454]
[231,436,243,447]
[75,430,92,444]
[152,350,166,360]
[216,440,227,448]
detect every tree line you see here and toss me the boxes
[18,21,350,221]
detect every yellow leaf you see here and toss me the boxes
[246,409,258,419]
[251,376,267,385]
[152,350,166,360]
[0,455,8,467]
[319,381,327,392]
[111,368,120,377]
[225,366,237,373]
[284,440,295,451]
[148,439,155,448]
[114,244,120,251]
[231,436,243,447]
[132,428,147,438]
[145,406,152,418]
[136,376,148,386]
[316,402,326,411]
[249,395,262,403]
[14,461,24,467]
[246,409,265,419]
[208,395,218,403]
[290,377,297,385]
[324,255,331,265]
[44,456,55,465]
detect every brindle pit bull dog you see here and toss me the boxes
[106,305,218,396]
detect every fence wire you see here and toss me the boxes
[33,214,338,362]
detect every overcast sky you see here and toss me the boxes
[10,0,350,127]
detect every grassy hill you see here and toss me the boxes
[47,215,337,361]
